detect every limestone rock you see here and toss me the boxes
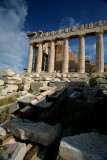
[31,81,46,92]
[0,86,4,90]
[97,78,107,84]
[6,119,57,146]
[32,73,40,78]
[0,80,4,86]
[41,76,51,81]
[0,88,8,96]
[51,78,60,82]
[2,69,15,77]
[22,77,33,84]
[72,73,79,78]
[4,84,18,92]
[17,93,36,104]
[0,142,26,160]
[4,75,22,84]
[57,132,107,160]
[0,127,6,136]
[23,82,31,91]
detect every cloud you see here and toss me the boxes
[0,0,29,73]
[59,17,81,29]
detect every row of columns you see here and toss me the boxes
[27,31,104,74]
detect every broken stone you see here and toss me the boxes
[17,93,36,104]
[4,84,18,92]
[23,82,31,91]
[51,78,60,82]
[0,142,26,160]
[39,86,51,92]
[6,119,57,146]
[0,127,6,136]
[2,69,15,77]
[4,75,22,84]
[97,78,107,84]
[0,133,14,145]
[31,81,46,92]
[57,132,107,160]
[24,145,39,160]
[0,80,4,86]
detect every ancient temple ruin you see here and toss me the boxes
[27,20,107,74]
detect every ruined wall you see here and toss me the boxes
[55,44,78,72]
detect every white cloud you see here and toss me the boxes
[59,17,81,29]
[0,0,29,73]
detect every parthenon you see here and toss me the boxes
[27,20,107,74]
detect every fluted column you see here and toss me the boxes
[48,40,55,73]
[36,42,43,73]
[78,35,85,73]
[96,31,104,73]
[27,44,34,73]
[62,38,69,73]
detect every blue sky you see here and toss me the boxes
[0,0,107,73]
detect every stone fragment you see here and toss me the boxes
[57,132,107,160]
[31,81,46,92]
[41,76,51,81]
[0,134,14,145]
[0,88,8,96]
[0,80,4,86]
[51,78,60,82]
[24,145,39,160]
[4,84,18,92]
[0,127,6,136]
[0,86,4,90]
[6,119,57,146]
[4,75,22,84]
[17,93,36,104]
[97,78,107,84]
[19,106,34,117]
[39,86,51,92]
[2,69,15,77]
[0,142,26,160]
[23,82,31,91]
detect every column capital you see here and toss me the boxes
[95,31,104,35]
[78,34,86,38]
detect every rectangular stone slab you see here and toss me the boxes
[5,118,57,146]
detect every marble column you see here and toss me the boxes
[27,44,34,73]
[48,40,55,73]
[36,42,43,73]
[96,31,104,73]
[62,38,69,73]
[78,35,85,73]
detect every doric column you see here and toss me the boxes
[78,35,85,73]
[96,31,104,73]
[27,44,34,73]
[48,40,55,73]
[62,38,69,73]
[36,42,43,73]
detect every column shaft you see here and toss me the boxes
[36,43,43,73]
[48,40,55,73]
[27,44,34,73]
[78,35,85,73]
[96,32,104,73]
[62,38,69,73]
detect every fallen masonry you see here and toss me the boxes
[0,70,107,159]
